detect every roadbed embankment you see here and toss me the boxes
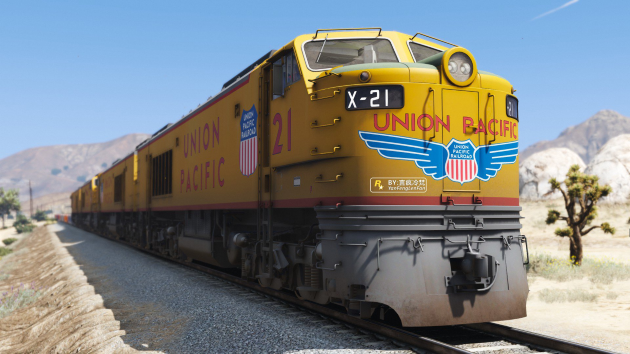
[0,225,140,353]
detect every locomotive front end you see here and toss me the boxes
[297,30,527,326]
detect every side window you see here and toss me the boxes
[151,150,173,197]
[114,174,123,202]
[273,51,302,99]
[409,42,441,62]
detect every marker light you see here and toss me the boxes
[359,71,371,82]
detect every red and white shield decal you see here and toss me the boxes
[445,139,478,184]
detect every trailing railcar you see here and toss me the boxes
[72,28,528,327]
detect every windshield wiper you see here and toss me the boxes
[316,34,328,63]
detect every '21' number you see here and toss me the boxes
[273,109,291,155]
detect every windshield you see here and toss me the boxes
[303,38,398,71]
[409,42,441,62]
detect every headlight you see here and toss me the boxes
[442,48,477,86]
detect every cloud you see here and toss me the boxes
[532,0,579,20]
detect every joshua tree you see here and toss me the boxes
[545,165,615,265]
[0,188,21,229]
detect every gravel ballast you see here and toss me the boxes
[51,223,413,353]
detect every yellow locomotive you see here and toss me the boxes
[72,28,528,327]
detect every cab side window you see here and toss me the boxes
[409,42,441,62]
[273,51,301,99]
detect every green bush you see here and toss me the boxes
[0,247,12,257]
[32,210,47,222]
[2,238,17,246]
[15,224,34,234]
[13,215,34,234]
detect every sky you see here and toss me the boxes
[1,0,629,160]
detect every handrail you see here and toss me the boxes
[316,232,342,241]
[311,117,341,129]
[308,72,341,83]
[410,32,458,47]
[447,218,484,230]
[487,93,496,145]
[315,173,343,183]
[314,27,382,39]
[520,235,529,265]
[425,88,435,140]
[311,145,341,156]
[308,71,342,83]
[310,89,341,101]
[315,261,341,271]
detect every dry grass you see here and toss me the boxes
[527,253,630,284]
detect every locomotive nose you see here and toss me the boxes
[312,62,445,87]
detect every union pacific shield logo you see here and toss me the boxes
[358,131,518,183]
[240,105,258,176]
[445,139,477,184]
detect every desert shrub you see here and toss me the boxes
[606,292,619,300]
[0,282,44,318]
[32,210,47,222]
[527,253,581,282]
[527,253,630,284]
[538,289,598,303]
[584,258,630,284]
[0,247,12,257]
[2,238,17,246]
[13,215,34,234]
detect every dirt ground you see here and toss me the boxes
[0,226,150,353]
[498,200,630,353]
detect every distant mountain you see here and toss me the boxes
[0,133,150,202]
[585,134,630,203]
[520,110,630,164]
[519,133,630,203]
[519,148,586,200]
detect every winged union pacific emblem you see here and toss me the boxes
[358,131,518,184]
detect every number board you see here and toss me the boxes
[506,95,518,120]
[346,85,404,111]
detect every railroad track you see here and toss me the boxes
[63,223,616,354]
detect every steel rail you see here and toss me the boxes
[62,223,616,354]
[463,323,616,354]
